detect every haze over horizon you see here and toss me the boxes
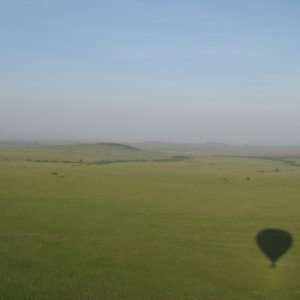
[1,1,300,146]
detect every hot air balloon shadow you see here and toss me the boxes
[256,229,293,268]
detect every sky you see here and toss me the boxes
[1,0,300,145]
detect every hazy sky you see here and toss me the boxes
[1,0,300,145]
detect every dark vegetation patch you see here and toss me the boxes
[29,155,190,166]
[256,169,281,174]
[215,155,300,167]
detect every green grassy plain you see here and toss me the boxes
[1,143,300,299]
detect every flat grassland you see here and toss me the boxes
[1,143,300,299]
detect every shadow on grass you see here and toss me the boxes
[256,229,293,268]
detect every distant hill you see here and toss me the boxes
[3,140,300,157]
[90,142,141,151]
[0,142,174,163]
[128,141,300,156]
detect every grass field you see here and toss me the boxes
[1,143,300,299]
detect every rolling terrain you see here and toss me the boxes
[1,143,300,299]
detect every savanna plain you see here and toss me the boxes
[1,143,300,299]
